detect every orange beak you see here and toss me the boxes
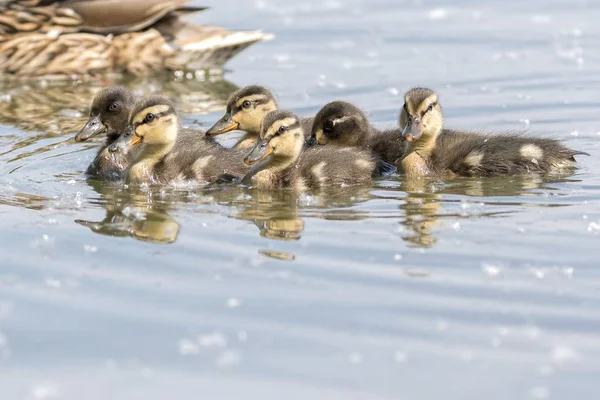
[130,134,143,146]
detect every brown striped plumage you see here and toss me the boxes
[242,110,377,191]
[0,0,270,77]
[399,87,588,178]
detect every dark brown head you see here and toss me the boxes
[75,86,135,142]
[206,85,278,137]
[309,101,370,147]
[399,87,443,143]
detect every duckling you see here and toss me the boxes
[206,85,313,149]
[74,86,137,180]
[121,96,248,185]
[399,87,588,178]
[309,101,405,164]
[241,109,377,190]
[0,0,271,77]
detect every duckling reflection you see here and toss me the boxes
[397,174,578,248]
[75,179,181,244]
[231,190,304,241]
[76,208,180,244]
[399,179,443,248]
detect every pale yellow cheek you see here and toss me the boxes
[136,124,150,138]
[315,129,328,144]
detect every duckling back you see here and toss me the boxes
[156,128,249,184]
[432,130,587,177]
[295,147,377,189]
[369,128,405,164]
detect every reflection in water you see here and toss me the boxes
[397,174,582,248]
[75,178,182,244]
[230,189,304,241]
[76,207,180,245]
[0,74,238,137]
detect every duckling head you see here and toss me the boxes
[206,85,278,137]
[127,96,179,147]
[399,87,443,143]
[309,101,369,147]
[75,86,135,142]
[244,109,305,170]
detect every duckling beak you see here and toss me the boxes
[75,115,106,142]
[402,117,422,142]
[244,139,273,166]
[206,113,239,136]
[131,134,143,146]
[108,126,133,153]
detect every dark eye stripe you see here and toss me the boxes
[266,121,300,140]
[133,109,173,128]
[232,97,270,113]
[421,101,437,117]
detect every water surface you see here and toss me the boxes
[1,0,600,399]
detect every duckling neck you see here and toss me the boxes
[235,132,260,150]
[127,142,175,183]
[401,135,437,177]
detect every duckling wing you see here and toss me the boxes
[298,147,376,188]
[161,128,248,184]
[434,131,584,176]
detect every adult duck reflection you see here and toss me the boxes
[0,75,238,136]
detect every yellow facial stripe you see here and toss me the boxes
[234,94,270,109]
[132,104,171,125]
[263,117,298,139]
[416,94,438,114]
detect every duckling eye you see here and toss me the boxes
[109,102,119,112]
[278,125,287,134]
[144,113,155,124]
[324,121,334,132]
[427,103,434,112]
[242,100,252,109]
